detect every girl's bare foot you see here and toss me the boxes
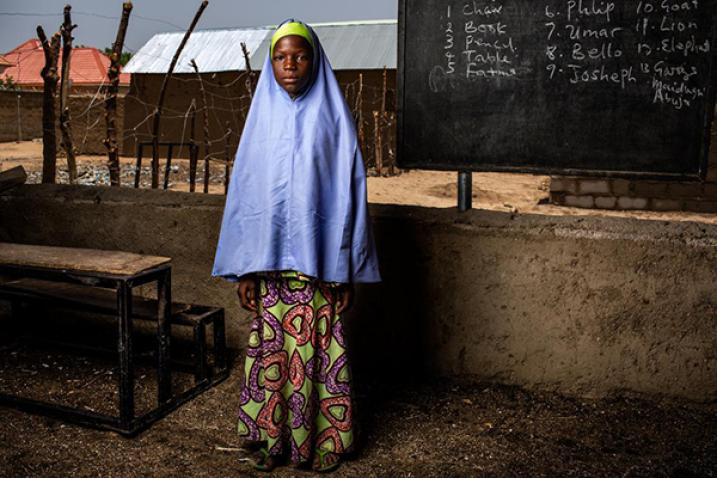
[312,449,341,472]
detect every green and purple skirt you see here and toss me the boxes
[237,271,354,464]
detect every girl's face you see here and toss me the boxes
[272,35,313,98]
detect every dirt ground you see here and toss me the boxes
[1,333,716,478]
[2,141,717,477]
[3,140,717,224]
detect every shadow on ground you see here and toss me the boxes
[1,342,716,478]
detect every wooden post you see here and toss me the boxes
[224,121,231,195]
[37,26,61,184]
[354,74,362,115]
[388,112,396,176]
[378,67,388,176]
[105,2,132,187]
[59,4,77,183]
[188,100,198,192]
[240,42,254,100]
[190,59,211,194]
[134,142,143,188]
[190,101,197,191]
[344,84,351,107]
[162,144,174,190]
[356,73,365,160]
[16,94,22,142]
[373,111,382,176]
[381,66,387,113]
[150,0,208,189]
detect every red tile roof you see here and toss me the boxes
[0,39,130,88]
[0,54,12,67]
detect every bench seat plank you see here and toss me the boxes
[0,243,170,277]
[1,278,190,319]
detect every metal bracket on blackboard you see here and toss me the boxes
[458,171,472,212]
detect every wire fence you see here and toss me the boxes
[0,4,399,193]
[119,67,399,192]
[2,66,399,192]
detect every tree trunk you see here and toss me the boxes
[37,26,61,184]
[59,4,77,183]
[105,2,133,186]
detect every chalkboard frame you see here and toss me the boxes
[397,0,717,181]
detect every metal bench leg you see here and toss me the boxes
[213,309,227,374]
[9,299,20,318]
[117,281,134,428]
[193,322,208,384]
[156,270,172,404]
[8,299,22,336]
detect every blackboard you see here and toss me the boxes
[397,0,717,179]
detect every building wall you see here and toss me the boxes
[550,107,717,213]
[122,71,250,161]
[122,70,397,170]
[68,93,126,155]
[336,69,397,170]
[1,184,716,401]
[0,89,42,141]
[0,89,125,155]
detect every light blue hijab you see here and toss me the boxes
[212,20,381,284]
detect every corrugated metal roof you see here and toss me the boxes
[124,20,396,74]
[125,28,271,74]
[313,23,396,70]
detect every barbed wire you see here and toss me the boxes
[0,11,184,29]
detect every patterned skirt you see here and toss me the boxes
[237,271,354,464]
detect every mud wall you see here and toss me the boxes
[0,89,125,155]
[1,184,715,401]
[0,90,42,141]
[122,70,396,168]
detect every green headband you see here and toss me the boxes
[271,22,315,56]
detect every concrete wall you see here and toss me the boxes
[1,184,716,401]
[0,89,125,155]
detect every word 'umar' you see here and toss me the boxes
[427,0,712,111]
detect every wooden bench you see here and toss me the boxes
[0,242,228,435]
[1,278,227,384]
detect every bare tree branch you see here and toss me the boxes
[37,25,61,184]
[104,2,133,186]
[150,0,208,189]
[190,59,211,193]
[59,4,78,183]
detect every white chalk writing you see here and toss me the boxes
[426,0,712,111]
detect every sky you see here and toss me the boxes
[0,0,398,54]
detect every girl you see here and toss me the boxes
[212,20,381,472]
